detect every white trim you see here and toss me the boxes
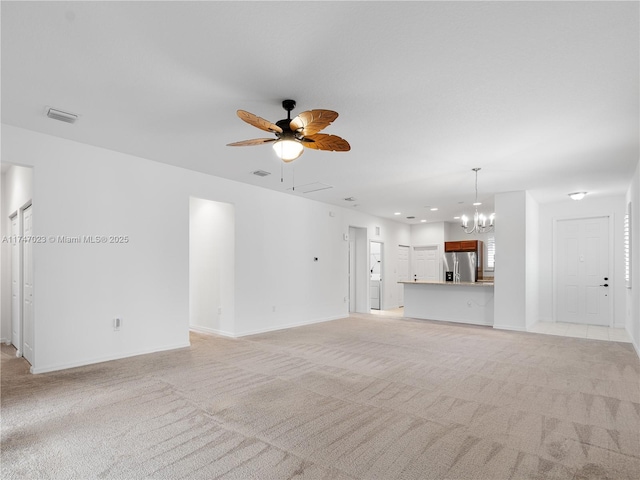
[631,333,640,360]
[1,338,10,345]
[234,314,347,338]
[552,213,615,327]
[493,324,527,332]
[189,325,236,338]
[30,341,191,374]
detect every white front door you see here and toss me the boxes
[414,246,439,282]
[22,205,34,365]
[556,216,610,326]
[11,215,21,355]
[397,245,410,306]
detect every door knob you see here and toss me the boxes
[599,283,609,287]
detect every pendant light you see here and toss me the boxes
[461,168,495,234]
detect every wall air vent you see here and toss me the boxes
[252,170,271,177]
[46,107,78,124]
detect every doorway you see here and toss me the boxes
[370,241,383,310]
[189,197,235,336]
[555,216,611,326]
[9,203,34,365]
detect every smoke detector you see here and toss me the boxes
[46,107,78,124]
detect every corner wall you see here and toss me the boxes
[493,191,528,331]
[1,124,410,372]
[626,160,640,356]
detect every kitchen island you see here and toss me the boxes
[399,281,494,326]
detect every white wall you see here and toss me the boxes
[189,197,235,336]
[411,221,446,247]
[525,192,539,329]
[625,160,640,356]
[493,191,527,331]
[0,165,33,343]
[1,124,411,372]
[537,194,627,327]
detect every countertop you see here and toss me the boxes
[399,280,494,287]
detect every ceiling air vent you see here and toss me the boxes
[46,107,78,124]
[343,197,357,202]
[252,170,271,177]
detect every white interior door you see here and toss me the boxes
[556,216,610,326]
[397,245,410,306]
[414,246,439,282]
[22,205,34,365]
[11,215,21,355]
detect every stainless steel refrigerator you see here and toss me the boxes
[443,252,477,283]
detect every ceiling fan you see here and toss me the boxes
[227,99,350,162]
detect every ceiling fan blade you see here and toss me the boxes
[302,134,350,152]
[227,138,276,147]
[237,110,283,134]
[290,110,339,136]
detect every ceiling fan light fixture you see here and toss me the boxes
[272,139,304,162]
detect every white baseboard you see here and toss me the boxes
[31,341,191,374]
[631,335,640,360]
[189,325,235,338]
[1,337,10,345]
[493,324,527,332]
[234,315,347,338]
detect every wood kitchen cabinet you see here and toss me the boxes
[444,241,461,252]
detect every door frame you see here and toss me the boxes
[9,200,34,360]
[10,212,21,356]
[369,240,384,310]
[552,214,614,326]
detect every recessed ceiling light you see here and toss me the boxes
[453,216,461,220]
[394,212,401,216]
[430,207,438,211]
[568,192,587,200]
[473,202,482,206]
[420,219,427,223]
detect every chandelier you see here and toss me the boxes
[461,168,495,234]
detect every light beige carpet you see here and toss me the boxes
[2,314,639,479]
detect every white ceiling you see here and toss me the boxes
[2,1,638,224]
